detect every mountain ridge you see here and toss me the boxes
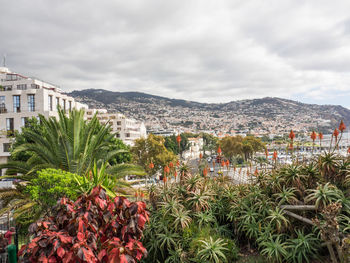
[68,89,350,134]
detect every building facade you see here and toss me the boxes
[0,67,87,167]
[85,109,147,146]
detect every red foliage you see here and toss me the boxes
[19,187,149,263]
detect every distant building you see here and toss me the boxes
[85,109,147,146]
[0,67,88,170]
[147,129,177,137]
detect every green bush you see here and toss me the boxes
[26,168,80,211]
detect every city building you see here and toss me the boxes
[85,109,147,146]
[0,67,88,169]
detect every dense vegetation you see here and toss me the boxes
[141,150,350,262]
[0,109,144,226]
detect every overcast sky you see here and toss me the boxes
[1,0,350,107]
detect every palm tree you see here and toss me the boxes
[1,108,120,176]
[0,109,144,222]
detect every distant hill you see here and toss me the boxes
[69,89,350,134]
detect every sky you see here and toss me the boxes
[1,0,350,107]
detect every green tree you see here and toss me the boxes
[0,108,123,176]
[132,134,177,175]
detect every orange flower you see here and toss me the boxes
[217,146,222,155]
[221,160,225,167]
[254,168,259,176]
[289,130,295,141]
[163,176,167,183]
[203,167,208,177]
[199,153,203,159]
[176,160,180,167]
[176,135,181,144]
[339,120,346,132]
[318,132,323,140]
[273,150,278,161]
[310,131,317,142]
[149,161,154,169]
[333,128,339,139]
[174,171,178,178]
[226,160,230,167]
[169,162,174,168]
[140,192,144,198]
[164,165,169,174]
[135,191,138,198]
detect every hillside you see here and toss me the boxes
[69,89,350,134]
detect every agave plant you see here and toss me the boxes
[187,186,213,212]
[195,211,217,229]
[286,230,320,263]
[159,196,184,217]
[318,152,340,182]
[279,165,305,191]
[171,207,192,230]
[266,207,290,233]
[260,235,288,263]
[273,186,298,206]
[305,183,342,209]
[196,237,228,263]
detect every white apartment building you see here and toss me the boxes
[85,109,147,146]
[0,67,87,167]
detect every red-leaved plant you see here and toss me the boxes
[19,186,149,263]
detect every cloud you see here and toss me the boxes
[1,0,350,106]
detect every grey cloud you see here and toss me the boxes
[1,0,350,106]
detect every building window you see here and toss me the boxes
[0,96,5,113]
[69,101,72,111]
[126,133,130,138]
[31,84,40,89]
[6,118,14,137]
[0,85,12,91]
[117,121,121,125]
[28,94,35,112]
[56,97,59,110]
[17,84,27,90]
[13,95,20,112]
[3,143,11,152]
[48,95,53,111]
[21,117,29,127]
[6,74,19,81]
